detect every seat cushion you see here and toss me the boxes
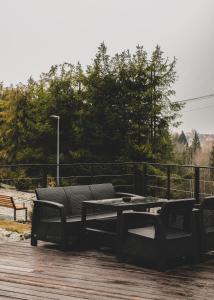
[35,187,68,218]
[40,212,117,223]
[128,226,155,239]
[127,226,191,240]
[89,183,115,200]
[63,185,93,215]
[165,228,192,239]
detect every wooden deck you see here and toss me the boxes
[0,242,214,300]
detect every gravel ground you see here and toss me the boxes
[0,228,31,242]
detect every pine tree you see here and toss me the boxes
[191,130,201,154]
[178,131,188,146]
[0,43,183,165]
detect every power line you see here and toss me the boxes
[182,104,214,113]
[174,93,214,104]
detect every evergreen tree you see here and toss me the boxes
[0,43,182,165]
[178,131,188,146]
[191,130,201,154]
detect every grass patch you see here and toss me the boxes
[0,220,31,234]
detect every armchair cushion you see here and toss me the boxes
[128,226,155,239]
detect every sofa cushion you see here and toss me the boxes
[35,187,68,218]
[63,185,93,215]
[89,183,115,200]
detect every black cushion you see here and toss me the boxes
[35,187,68,218]
[203,209,214,228]
[89,183,115,200]
[63,185,93,215]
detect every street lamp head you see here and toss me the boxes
[50,115,60,119]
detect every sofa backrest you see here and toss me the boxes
[35,187,68,218]
[63,185,93,215]
[35,183,116,217]
[89,183,115,200]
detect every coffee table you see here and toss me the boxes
[81,196,167,258]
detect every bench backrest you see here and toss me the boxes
[35,183,116,217]
[0,195,15,208]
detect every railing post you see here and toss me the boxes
[194,167,200,203]
[42,167,47,188]
[134,164,148,196]
[90,164,94,185]
[166,165,171,200]
[134,165,142,195]
[142,163,148,196]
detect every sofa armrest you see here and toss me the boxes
[34,200,64,208]
[115,192,142,198]
[33,200,66,222]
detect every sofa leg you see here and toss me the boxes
[31,234,38,246]
[187,252,199,264]
[157,259,166,272]
[61,240,68,251]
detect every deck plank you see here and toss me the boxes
[0,241,213,299]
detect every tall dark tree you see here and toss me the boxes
[191,130,201,154]
[0,43,182,166]
[178,131,188,146]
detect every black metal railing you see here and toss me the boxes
[0,162,213,202]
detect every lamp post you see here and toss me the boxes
[50,115,60,186]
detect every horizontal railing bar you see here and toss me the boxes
[147,185,167,190]
[171,177,194,181]
[0,161,213,170]
[146,174,166,178]
[170,188,192,193]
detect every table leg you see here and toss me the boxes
[116,210,124,260]
[81,204,87,248]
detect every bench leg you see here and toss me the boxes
[25,208,28,222]
[14,210,16,221]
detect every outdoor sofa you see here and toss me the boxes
[31,183,138,249]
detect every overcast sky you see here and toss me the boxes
[0,0,214,133]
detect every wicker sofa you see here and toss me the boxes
[31,183,138,249]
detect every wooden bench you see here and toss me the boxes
[0,195,27,222]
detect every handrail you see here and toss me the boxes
[0,161,213,202]
[0,161,213,169]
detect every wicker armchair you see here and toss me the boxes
[122,199,198,271]
[198,196,214,256]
